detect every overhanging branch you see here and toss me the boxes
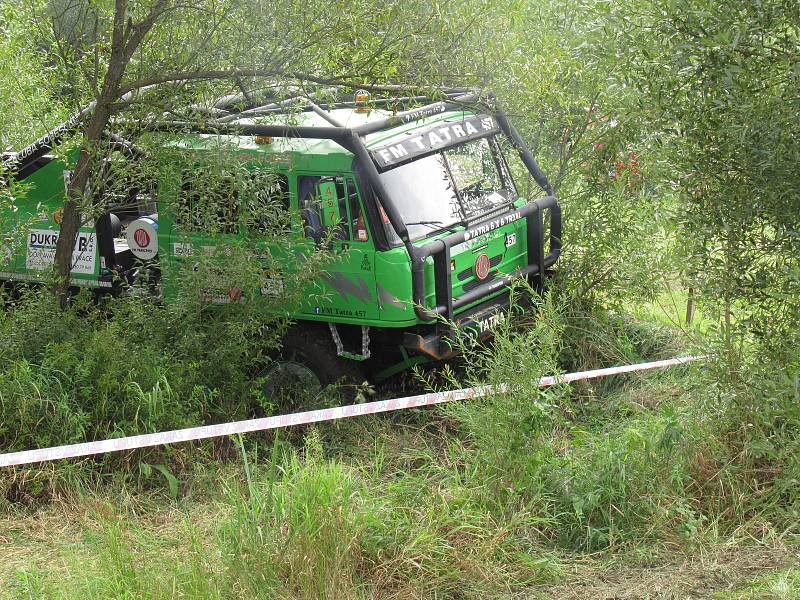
[118,70,445,97]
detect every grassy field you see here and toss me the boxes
[3,385,798,598]
[1,443,798,599]
[1,292,798,599]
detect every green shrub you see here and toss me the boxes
[0,285,291,500]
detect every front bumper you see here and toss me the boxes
[402,289,530,360]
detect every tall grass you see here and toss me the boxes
[2,284,799,597]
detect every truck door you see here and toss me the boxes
[298,174,378,321]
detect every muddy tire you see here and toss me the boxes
[259,325,366,409]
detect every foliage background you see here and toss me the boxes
[0,0,799,597]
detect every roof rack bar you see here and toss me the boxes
[217,95,431,120]
[211,85,473,113]
[106,133,145,158]
[147,121,353,142]
[307,92,471,113]
[213,88,280,111]
[215,96,304,123]
[308,101,345,127]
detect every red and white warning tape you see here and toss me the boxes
[0,356,703,468]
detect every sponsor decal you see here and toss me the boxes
[133,228,150,248]
[0,271,111,288]
[11,115,81,165]
[260,274,284,297]
[313,305,367,318]
[474,253,491,280]
[400,102,447,123]
[126,217,158,260]
[25,229,96,275]
[370,114,500,170]
[172,242,194,257]
[200,292,236,304]
[463,211,522,242]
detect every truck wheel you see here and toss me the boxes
[259,326,365,409]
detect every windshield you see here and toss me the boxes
[378,137,516,242]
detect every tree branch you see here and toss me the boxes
[119,69,446,97]
[124,0,171,62]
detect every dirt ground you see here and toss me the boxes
[537,544,799,599]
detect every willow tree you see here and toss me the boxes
[35,0,493,302]
[604,0,800,365]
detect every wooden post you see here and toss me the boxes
[685,287,695,325]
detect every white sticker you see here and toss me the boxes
[26,229,96,275]
[126,217,158,260]
[260,275,284,297]
[172,242,194,257]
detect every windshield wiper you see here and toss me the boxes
[404,220,444,229]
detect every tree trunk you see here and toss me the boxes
[685,287,695,325]
[52,0,132,307]
[52,103,113,306]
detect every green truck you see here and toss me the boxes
[0,90,561,389]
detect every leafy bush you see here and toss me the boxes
[0,282,294,499]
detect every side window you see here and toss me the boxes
[176,171,240,234]
[298,175,324,242]
[332,177,350,241]
[297,174,350,243]
[493,136,521,196]
[99,151,157,220]
[242,172,289,233]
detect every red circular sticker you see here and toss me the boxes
[474,253,491,280]
[133,228,150,248]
